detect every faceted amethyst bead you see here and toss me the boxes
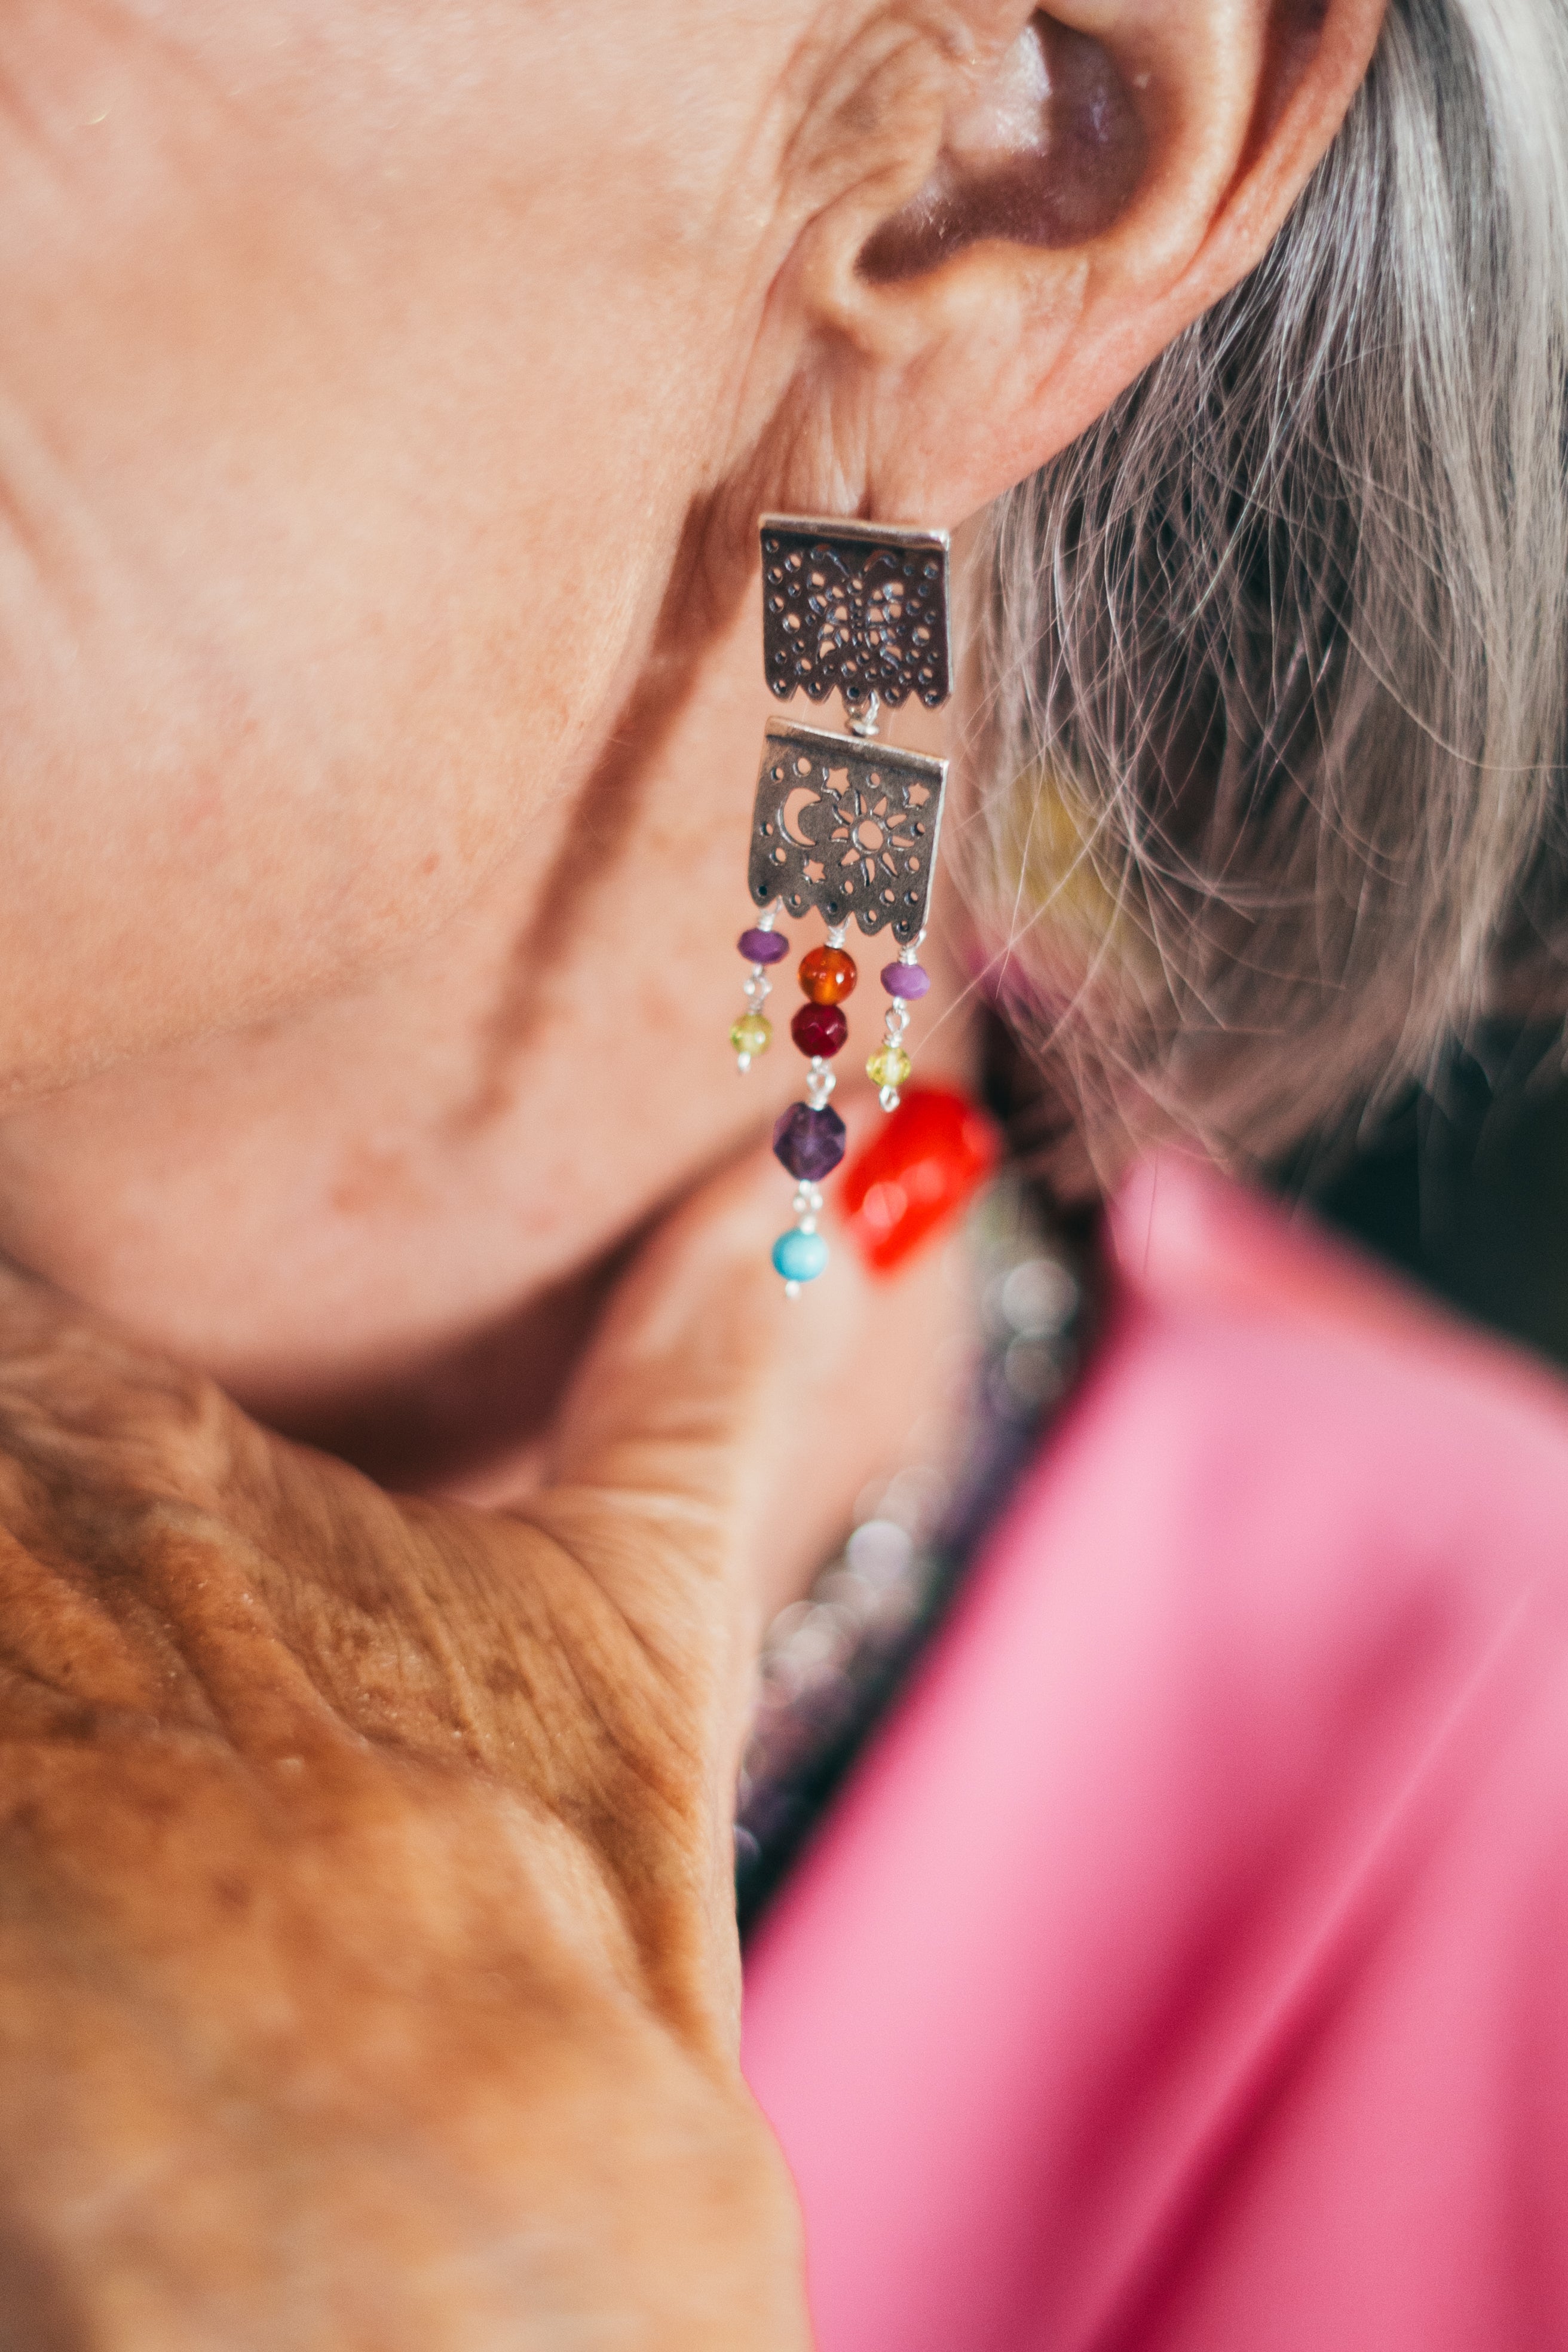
[772,1101,848,1182]
[881,960,930,1000]
[739,927,789,965]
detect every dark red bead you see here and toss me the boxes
[791,1000,848,1058]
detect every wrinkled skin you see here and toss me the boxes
[0,1148,817,2348]
[0,0,1389,2341]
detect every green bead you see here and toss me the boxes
[731,1013,772,1060]
[866,1043,911,1088]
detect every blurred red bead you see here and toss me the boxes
[791,1000,849,1058]
[841,1086,1001,1273]
[798,945,858,1004]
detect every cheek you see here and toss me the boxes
[0,0,731,1100]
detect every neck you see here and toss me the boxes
[0,577,981,1612]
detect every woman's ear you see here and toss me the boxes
[764,0,1387,521]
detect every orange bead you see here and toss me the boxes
[798,945,858,1004]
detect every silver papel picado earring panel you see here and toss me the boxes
[725,513,953,1293]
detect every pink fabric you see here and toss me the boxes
[742,1158,1568,2350]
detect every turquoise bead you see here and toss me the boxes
[771,1229,829,1284]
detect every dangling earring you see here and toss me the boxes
[726,513,953,1293]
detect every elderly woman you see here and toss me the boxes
[0,0,1564,2342]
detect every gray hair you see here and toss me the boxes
[969,0,1568,1194]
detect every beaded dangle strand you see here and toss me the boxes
[729,911,858,1294]
[730,907,788,1071]
[869,936,930,1110]
[842,691,932,1116]
[771,921,857,1293]
[731,512,954,1293]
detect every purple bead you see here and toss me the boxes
[771,1101,847,1182]
[881,960,930,1000]
[739,927,789,965]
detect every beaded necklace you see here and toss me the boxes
[736,1177,1085,1934]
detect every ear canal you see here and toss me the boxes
[860,16,1147,284]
